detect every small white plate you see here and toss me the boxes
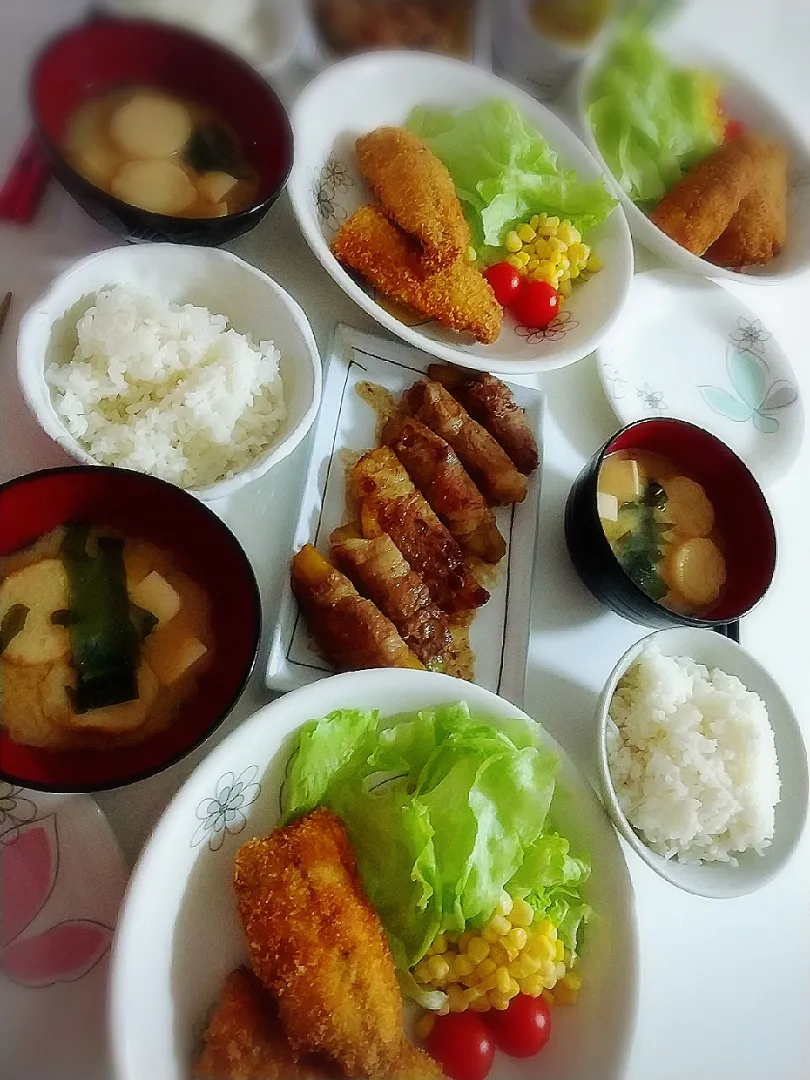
[288,50,633,375]
[265,326,543,706]
[110,669,638,1080]
[0,786,127,1080]
[596,270,803,486]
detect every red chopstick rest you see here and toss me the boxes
[0,134,52,224]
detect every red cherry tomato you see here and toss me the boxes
[424,1012,495,1080]
[485,994,552,1058]
[483,262,524,308]
[724,118,746,141]
[512,280,560,329]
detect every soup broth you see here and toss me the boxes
[597,450,727,616]
[63,86,259,219]
[0,524,212,753]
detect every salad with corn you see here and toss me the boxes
[503,213,603,298]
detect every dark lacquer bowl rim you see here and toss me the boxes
[584,417,778,628]
[0,465,262,793]
[28,15,294,231]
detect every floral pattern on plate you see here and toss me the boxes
[514,310,579,344]
[191,766,262,851]
[313,154,354,234]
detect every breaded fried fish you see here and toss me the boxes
[194,968,333,1080]
[356,126,470,271]
[707,140,788,267]
[331,205,502,344]
[650,133,766,255]
[291,544,423,671]
[233,809,444,1080]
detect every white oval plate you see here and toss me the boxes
[0,787,127,1080]
[289,50,634,375]
[596,270,804,486]
[110,669,638,1080]
[576,38,810,285]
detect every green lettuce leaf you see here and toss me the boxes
[406,98,616,261]
[587,24,723,205]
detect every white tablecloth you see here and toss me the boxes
[1,2,808,1078]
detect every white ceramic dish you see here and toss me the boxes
[17,245,322,502]
[289,50,634,375]
[0,787,127,1080]
[576,38,810,284]
[596,270,803,487]
[595,628,809,898]
[265,325,543,704]
[110,668,638,1080]
[99,0,305,76]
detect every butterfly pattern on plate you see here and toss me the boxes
[699,328,799,435]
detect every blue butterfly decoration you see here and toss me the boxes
[699,348,799,434]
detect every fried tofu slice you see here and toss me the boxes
[331,533,454,670]
[291,544,423,671]
[427,365,540,475]
[350,448,489,613]
[194,968,333,1080]
[356,126,470,271]
[233,809,444,1080]
[331,205,502,344]
[707,141,788,267]
[650,133,767,255]
[404,381,528,506]
[382,414,505,564]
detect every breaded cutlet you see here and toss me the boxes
[707,140,788,267]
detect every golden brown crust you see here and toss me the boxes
[706,141,788,267]
[650,134,767,255]
[331,205,502,344]
[233,809,443,1079]
[356,126,470,271]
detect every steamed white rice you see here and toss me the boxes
[45,285,286,490]
[607,646,780,865]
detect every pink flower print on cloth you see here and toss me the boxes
[0,815,113,987]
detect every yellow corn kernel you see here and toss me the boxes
[470,996,491,1013]
[477,973,499,994]
[529,935,556,962]
[555,962,567,980]
[454,955,474,979]
[520,974,545,997]
[567,241,587,266]
[458,931,475,953]
[467,938,490,965]
[554,940,565,963]
[467,245,477,262]
[559,277,572,297]
[506,927,528,952]
[531,261,555,285]
[494,966,512,994]
[504,230,523,253]
[459,969,479,988]
[427,955,450,982]
[526,257,540,272]
[488,942,509,968]
[541,222,558,238]
[511,955,541,980]
[514,251,531,268]
[509,899,534,927]
[585,253,603,273]
[489,914,512,937]
[562,971,583,991]
[545,215,560,228]
[489,990,511,1011]
[447,987,469,1013]
[495,892,514,917]
[430,934,448,955]
[505,254,524,271]
[517,223,536,243]
[438,1000,450,1016]
[530,214,543,229]
[413,960,433,984]
[415,1013,435,1040]
[476,958,497,979]
[540,960,558,988]
[559,254,571,271]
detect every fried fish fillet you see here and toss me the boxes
[233,809,444,1080]
[350,448,489,613]
[194,968,333,1080]
[331,533,454,669]
[405,380,528,505]
[427,365,540,475]
[356,126,470,271]
[291,544,423,670]
[382,414,505,564]
[707,140,788,267]
[331,205,502,344]
[650,133,766,255]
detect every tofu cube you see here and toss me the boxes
[598,456,642,505]
[198,171,238,204]
[151,636,208,686]
[130,571,180,627]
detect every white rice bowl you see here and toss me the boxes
[45,285,287,491]
[607,646,781,865]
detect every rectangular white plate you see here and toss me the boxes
[265,325,544,706]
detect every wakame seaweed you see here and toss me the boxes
[185,123,248,179]
[0,604,28,655]
[61,524,140,713]
[615,481,672,601]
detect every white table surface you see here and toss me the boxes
[1,2,809,1078]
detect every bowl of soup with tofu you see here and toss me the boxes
[29,17,293,245]
[0,467,261,791]
[565,418,776,629]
